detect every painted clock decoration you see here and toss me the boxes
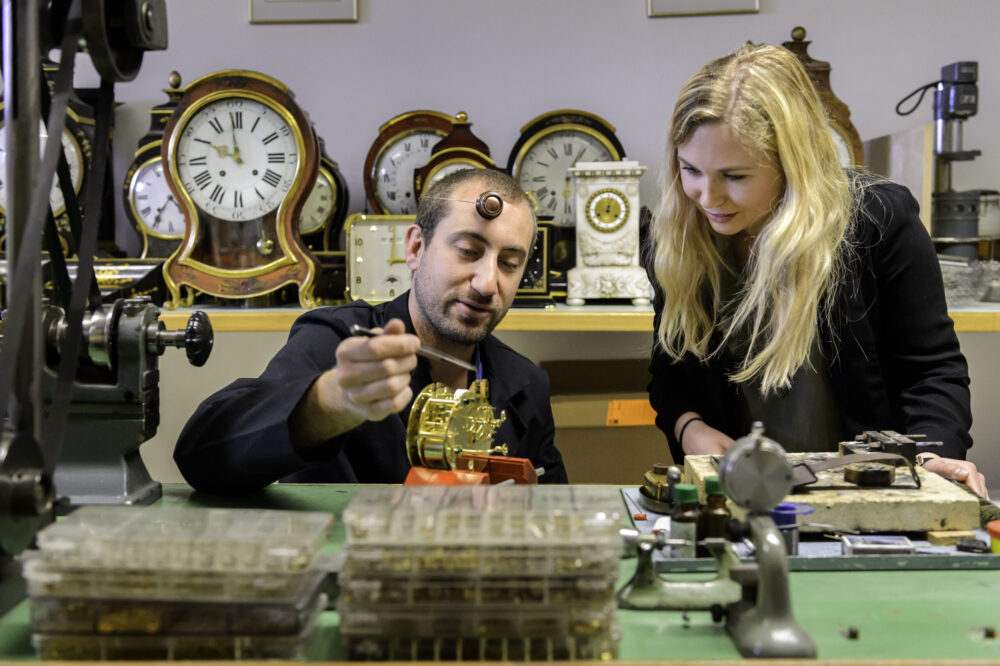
[161,70,321,309]
[566,161,650,307]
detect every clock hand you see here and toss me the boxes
[230,128,244,165]
[211,144,234,159]
[387,233,407,265]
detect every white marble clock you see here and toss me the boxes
[566,161,649,306]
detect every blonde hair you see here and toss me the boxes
[652,43,860,394]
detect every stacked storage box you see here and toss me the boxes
[22,505,333,660]
[339,485,624,661]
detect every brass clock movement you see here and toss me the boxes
[345,213,414,303]
[363,109,456,214]
[161,70,320,308]
[782,26,864,167]
[413,111,496,199]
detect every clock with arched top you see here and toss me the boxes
[160,69,320,308]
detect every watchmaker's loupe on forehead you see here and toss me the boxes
[422,191,505,220]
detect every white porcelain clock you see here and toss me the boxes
[566,161,650,307]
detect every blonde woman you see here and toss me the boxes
[647,44,988,498]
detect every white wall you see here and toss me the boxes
[68,0,1000,255]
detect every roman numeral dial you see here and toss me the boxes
[506,111,626,227]
[175,96,299,222]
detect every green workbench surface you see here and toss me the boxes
[1,483,998,662]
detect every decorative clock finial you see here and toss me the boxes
[168,71,182,89]
[456,111,468,122]
[790,26,806,42]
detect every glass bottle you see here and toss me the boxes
[670,483,700,558]
[696,475,731,557]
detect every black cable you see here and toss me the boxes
[895,81,938,116]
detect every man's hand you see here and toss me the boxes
[918,453,990,499]
[290,319,420,449]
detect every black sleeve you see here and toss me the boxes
[646,279,732,465]
[528,370,568,484]
[867,183,973,458]
[173,309,361,494]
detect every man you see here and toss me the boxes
[174,168,567,493]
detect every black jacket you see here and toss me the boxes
[648,181,972,463]
[175,292,567,493]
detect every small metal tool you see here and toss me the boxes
[349,324,476,372]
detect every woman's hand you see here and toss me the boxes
[918,453,990,499]
[675,412,733,456]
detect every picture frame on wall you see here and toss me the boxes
[647,0,758,17]
[250,0,358,24]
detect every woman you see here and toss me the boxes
[647,43,988,498]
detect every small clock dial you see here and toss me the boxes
[514,127,617,226]
[0,122,84,216]
[586,188,629,233]
[373,130,443,214]
[129,158,185,238]
[298,167,336,235]
[347,215,414,302]
[175,97,299,222]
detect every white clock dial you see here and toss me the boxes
[515,129,616,226]
[372,130,441,215]
[347,216,414,302]
[298,168,335,235]
[424,161,482,191]
[586,188,629,233]
[0,122,83,216]
[175,97,299,222]
[129,159,185,238]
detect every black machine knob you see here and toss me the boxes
[152,310,213,366]
[182,311,213,367]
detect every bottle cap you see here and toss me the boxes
[673,483,698,504]
[704,476,722,496]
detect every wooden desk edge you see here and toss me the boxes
[157,308,1000,334]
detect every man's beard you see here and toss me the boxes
[413,280,501,346]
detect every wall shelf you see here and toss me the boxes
[157,303,1000,333]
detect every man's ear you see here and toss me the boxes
[405,224,424,271]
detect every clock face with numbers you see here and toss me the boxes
[585,188,629,233]
[128,158,185,238]
[174,96,299,222]
[0,121,84,217]
[364,110,455,215]
[507,111,625,227]
[161,70,320,309]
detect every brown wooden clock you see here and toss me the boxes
[782,26,865,167]
[160,70,320,308]
[363,109,456,214]
[413,111,497,199]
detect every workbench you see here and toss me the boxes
[1,483,998,663]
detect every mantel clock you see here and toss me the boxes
[782,26,864,167]
[123,71,187,259]
[363,110,456,215]
[161,69,320,308]
[566,161,650,307]
[413,111,496,199]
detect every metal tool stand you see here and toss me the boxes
[44,299,212,506]
[717,422,817,658]
[618,421,817,658]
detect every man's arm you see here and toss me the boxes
[289,319,419,450]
